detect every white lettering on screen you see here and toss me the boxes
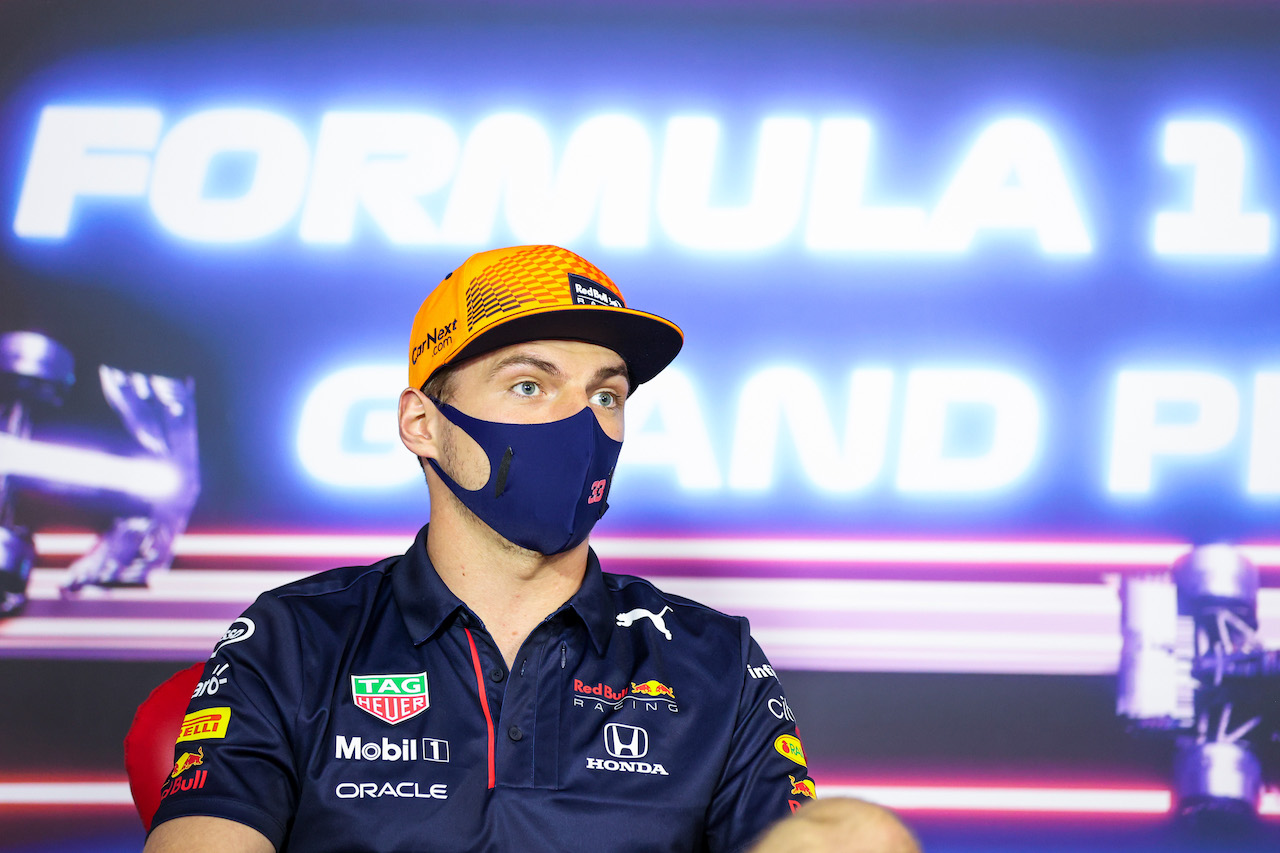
[15,106,1110,254]
[296,362,1280,497]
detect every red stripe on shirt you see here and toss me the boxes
[464,627,496,789]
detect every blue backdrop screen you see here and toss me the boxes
[4,4,1278,543]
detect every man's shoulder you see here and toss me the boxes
[257,554,401,608]
[602,572,745,633]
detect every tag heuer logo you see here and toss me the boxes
[351,673,430,725]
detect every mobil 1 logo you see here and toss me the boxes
[335,735,450,763]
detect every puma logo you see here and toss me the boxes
[615,606,673,641]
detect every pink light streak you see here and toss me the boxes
[4,779,1276,817]
[30,532,1280,568]
[822,781,1280,817]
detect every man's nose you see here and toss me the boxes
[550,390,591,420]
[555,391,620,437]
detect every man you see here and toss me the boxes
[146,245,814,852]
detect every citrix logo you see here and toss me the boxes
[411,319,458,364]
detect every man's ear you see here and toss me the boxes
[399,387,442,460]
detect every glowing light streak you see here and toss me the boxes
[0,782,133,806]
[26,568,311,601]
[0,618,229,638]
[18,567,1280,672]
[34,533,413,558]
[599,537,1194,566]
[3,612,1123,675]
[823,783,1171,815]
[0,435,181,500]
[755,627,1122,675]
[659,578,1119,614]
[27,570,1128,612]
[28,533,1280,568]
[10,779,1276,817]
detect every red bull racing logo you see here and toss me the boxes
[351,673,430,725]
[573,676,679,713]
[160,750,209,801]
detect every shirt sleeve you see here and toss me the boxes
[148,591,303,849]
[703,624,817,853]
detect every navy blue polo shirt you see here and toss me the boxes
[151,525,816,852]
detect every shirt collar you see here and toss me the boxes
[392,525,466,645]
[392,524,614,655]
[566,547,614,656]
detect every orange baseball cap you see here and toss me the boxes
[408,245,683,390]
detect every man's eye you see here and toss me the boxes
[592,391,618,408]
[513,381,539,397]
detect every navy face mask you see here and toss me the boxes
[426,399,623,555]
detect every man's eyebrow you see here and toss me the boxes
[488,353,562,380]
[589,362,630,390]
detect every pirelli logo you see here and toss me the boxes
[177,707,232,742]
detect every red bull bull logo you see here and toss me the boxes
[170,747,204,778]
[789,775,817,799]
[774,734,807,767]
[630,680,675,700]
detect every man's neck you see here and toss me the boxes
[425,503,590,668]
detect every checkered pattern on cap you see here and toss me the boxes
[465,245,623,330]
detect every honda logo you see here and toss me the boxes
[604,723,648,759]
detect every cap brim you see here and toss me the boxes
[446,305,683,388]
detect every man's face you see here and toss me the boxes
[434,340,630,490]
